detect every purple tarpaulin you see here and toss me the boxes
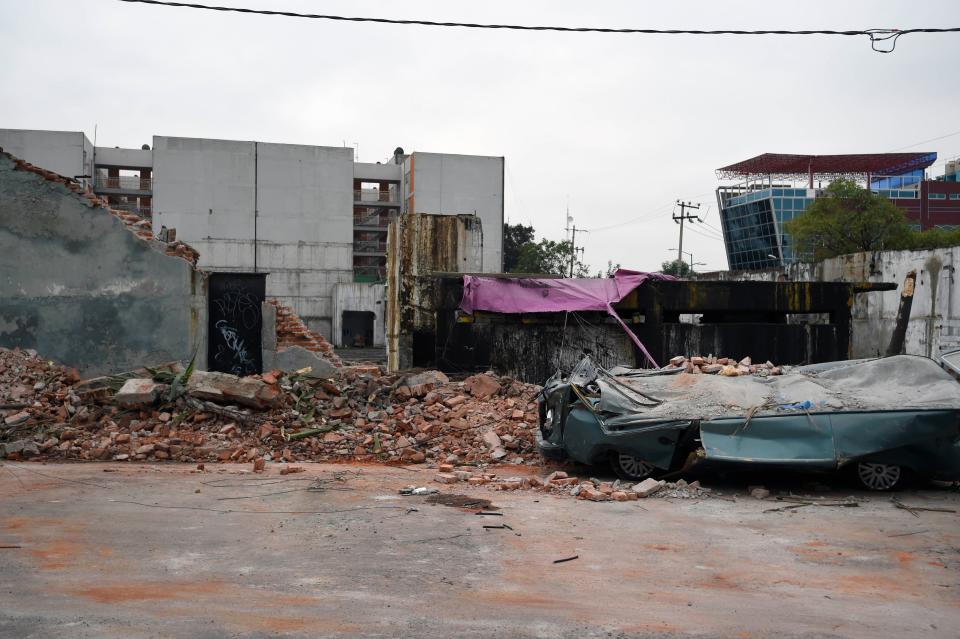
[459,269,674,367]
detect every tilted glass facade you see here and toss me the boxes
[720,187,813,270]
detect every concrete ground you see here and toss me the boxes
[0,462,958,639]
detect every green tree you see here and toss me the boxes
[661,259,691,277]
[786,178,911,260]
[502,223,535,272]
[902,225,960,251]
[514,238,590,276]
[596,260,621,278]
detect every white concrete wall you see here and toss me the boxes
[354,162,401,182]
[699,247,960,359]
[152,136,354,338]
[94,147,152,169]
[408,152,504,272]
[332,283,386,347]
[0,129,92,185]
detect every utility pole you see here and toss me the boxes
[672,200,702,266]
[565,209,587,278]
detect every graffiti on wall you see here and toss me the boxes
[208,274,265,376]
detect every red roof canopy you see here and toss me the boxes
[718,152,937,178]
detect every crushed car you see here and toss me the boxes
[537,355,960,491]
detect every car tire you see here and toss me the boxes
[610,451,657,482]
[855,461,906,491]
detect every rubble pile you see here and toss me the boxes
[662,355,783,377]
[0,347,542,468]
[430,469,713,501]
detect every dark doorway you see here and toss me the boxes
[342,311,375,347]
[208,273,266,376]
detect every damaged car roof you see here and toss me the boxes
[594,355,960,421]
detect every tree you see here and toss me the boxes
[661,259,691,277]
[503,223,535,272]
[786,178,911,261]
[596,260,621,278]
[514,238,590,276]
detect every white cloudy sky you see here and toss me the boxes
[2,0,960,272]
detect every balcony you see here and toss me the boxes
[353,239,388,255]
[353,210,396,228]
[354,188,400,207]
[94,175,153,195]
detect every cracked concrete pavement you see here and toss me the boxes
[1,462,958,638]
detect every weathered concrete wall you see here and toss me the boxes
[451,315,635,382]
[0,153,207,376]
[386,214,484,371]
[695,247,960,358]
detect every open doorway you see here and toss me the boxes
[342,311,375,347]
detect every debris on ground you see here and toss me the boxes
[663,354,783,376]
[0,347,541,468]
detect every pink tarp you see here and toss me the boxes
[459,269,675,367]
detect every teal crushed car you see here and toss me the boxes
[536,355,960,490]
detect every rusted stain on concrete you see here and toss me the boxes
[68,580,228,604]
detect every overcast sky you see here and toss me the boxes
[3,0,960,273]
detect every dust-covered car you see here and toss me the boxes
[537,355,960,491]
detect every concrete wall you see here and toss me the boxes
[94,146,152,169]
[354,162,401,182]
[152,136,354,338]
[696,247,960,359]
[332,283,386,347]
[0,152,206,376]
[407,152,503,272]
[0,129,93,186]
[386,214,485,370]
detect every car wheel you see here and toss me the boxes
[856,461,904,491]
[610,451,656,481]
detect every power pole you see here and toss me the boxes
[673,200,701,266]
[565,211,587,277]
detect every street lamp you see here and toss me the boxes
[666,249,705,272]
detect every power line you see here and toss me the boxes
[685,224,724,242]
[887,129,960,152]
[115,1,959,52]
[587,201,677,233]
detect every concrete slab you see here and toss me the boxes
[0,462,957,638]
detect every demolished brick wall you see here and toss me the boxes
[0,148,208,376]
[1,149,200,266]
[268,299,342,367]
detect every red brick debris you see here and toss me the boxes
[267,300,343,367]
[0,347,541,469]
[1,148,200,266]
[662,355,783,376]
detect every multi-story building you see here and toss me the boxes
[0,129,505,345]
[716,152,960,270]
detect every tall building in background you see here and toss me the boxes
[0,128,505,345]
[716,153,960,270]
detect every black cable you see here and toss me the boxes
[115,1,957,52]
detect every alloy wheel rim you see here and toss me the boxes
[858,462,901,490]
[618,454,654,479]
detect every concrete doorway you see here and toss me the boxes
[342,311,375,347]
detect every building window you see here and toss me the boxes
[929,192,947,200]
[949,193,960,201]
